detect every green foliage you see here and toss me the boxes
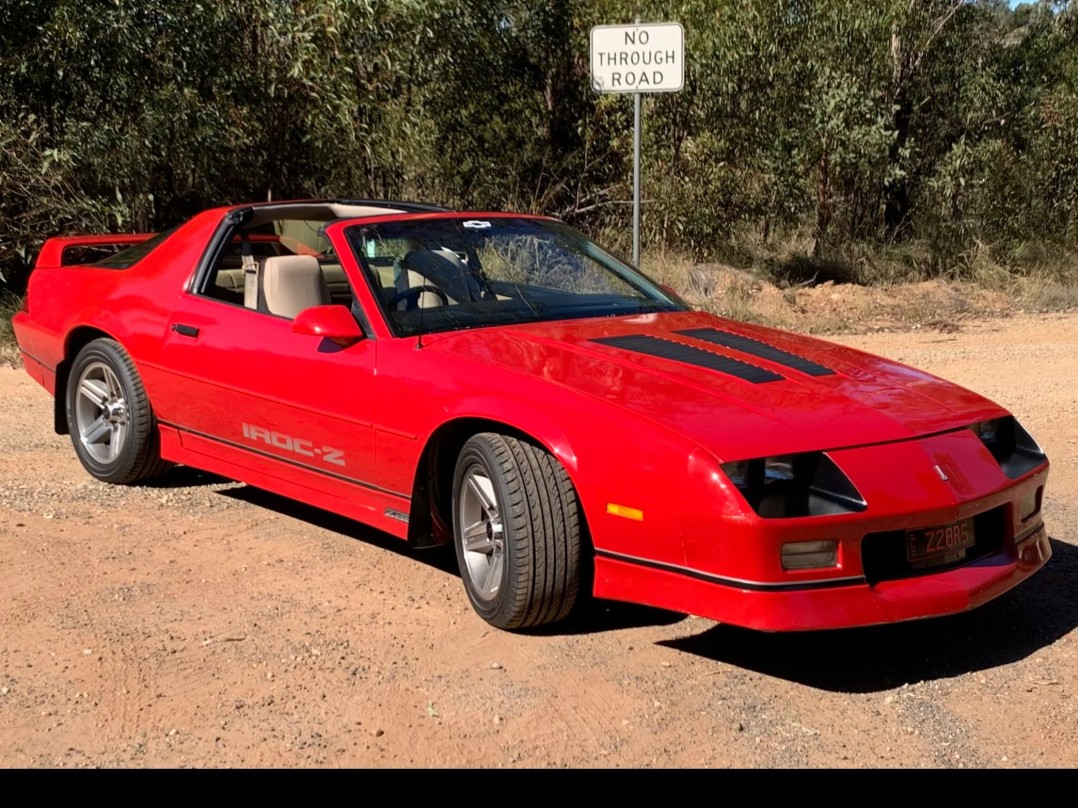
[0,0,1075,293]
[0,288,22,358]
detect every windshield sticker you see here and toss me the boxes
[462,220,492,229]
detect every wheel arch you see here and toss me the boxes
[55,326,119,435]
[405,414,588,553]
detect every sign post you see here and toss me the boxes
[590,21,684,266]
[633,90,642,267]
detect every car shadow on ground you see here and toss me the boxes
[143,466,233,489]
[527,599,688,636]
[216,485,460,575]
[657,537,1078,693]
[214,484,689,633]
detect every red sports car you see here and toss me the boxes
[12,200,1051,631]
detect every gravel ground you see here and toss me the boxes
[0,311,1075,768]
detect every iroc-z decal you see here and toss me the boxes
[241,423,345,467]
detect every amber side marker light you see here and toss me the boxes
[607,503,644,522]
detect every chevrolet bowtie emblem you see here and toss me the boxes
[934,465,949,481]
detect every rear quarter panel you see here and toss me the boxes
[14,210,225,390]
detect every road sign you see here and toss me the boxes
[589,22,684,94]
[589,21,685,265]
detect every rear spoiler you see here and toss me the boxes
[34,234,155,269]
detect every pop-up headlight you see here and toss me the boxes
[721,452,865,519]
[973,416,1047,479]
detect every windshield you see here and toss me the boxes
[346,217,685,336]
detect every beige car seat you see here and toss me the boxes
[254,255,331,319]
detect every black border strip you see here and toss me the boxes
[592,335,783,384]
[596,548,866,592]
[158,420,410,501]
[19,348,56,374]
[676,328,835,376]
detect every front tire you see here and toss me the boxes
[452,432,583,630]
[66,338,172,484]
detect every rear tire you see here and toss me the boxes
[452,432,582,630]
[66,338,172,484]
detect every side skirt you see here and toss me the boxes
[156,423,413,541]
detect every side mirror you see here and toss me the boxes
[292,304,365,347]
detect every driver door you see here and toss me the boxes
[151,248,389,518]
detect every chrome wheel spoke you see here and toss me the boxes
[82,416,112,446]
[482,553,503,596]
[467,475,497,514]
[105,369,123,399]
[79,378,110,409]
[108,423,127,461]
[463,520,499,554]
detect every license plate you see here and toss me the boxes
[906,518,975,564]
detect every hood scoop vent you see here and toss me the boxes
[591,334,783,384]
[675,328,835,377]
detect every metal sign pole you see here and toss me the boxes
[633,91,642,267]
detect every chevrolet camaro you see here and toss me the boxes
[12,200,1051,631]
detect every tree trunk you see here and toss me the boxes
[814,151,831,256]
[540,2,582,170]
[884,94,913,236]
[883,1,963,239]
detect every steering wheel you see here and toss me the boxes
[387,284,450,310]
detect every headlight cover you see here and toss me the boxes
[721,452,866,519]
[973,416,1047,479]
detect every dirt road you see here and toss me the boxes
[1,312,1076,768]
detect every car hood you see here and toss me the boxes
[426,310,1006,460]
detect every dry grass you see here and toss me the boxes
[636,225,1078,334]
[1010,263,1078,312]
[640,253,1074,336]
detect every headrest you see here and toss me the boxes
[261,255,329,318]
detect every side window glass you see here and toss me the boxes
[202,231,282,306]
[199,220,356,317]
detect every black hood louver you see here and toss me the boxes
[675,328,835,377]
[591,334,783,384]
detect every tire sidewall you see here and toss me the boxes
[66,340,145,484]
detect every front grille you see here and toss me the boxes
[861,506,1006,585]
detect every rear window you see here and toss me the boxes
[61,243,139,266]
[95,226,179,269]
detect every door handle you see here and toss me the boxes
[171,323,200,338]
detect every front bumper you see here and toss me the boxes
[594,521,1049,630]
